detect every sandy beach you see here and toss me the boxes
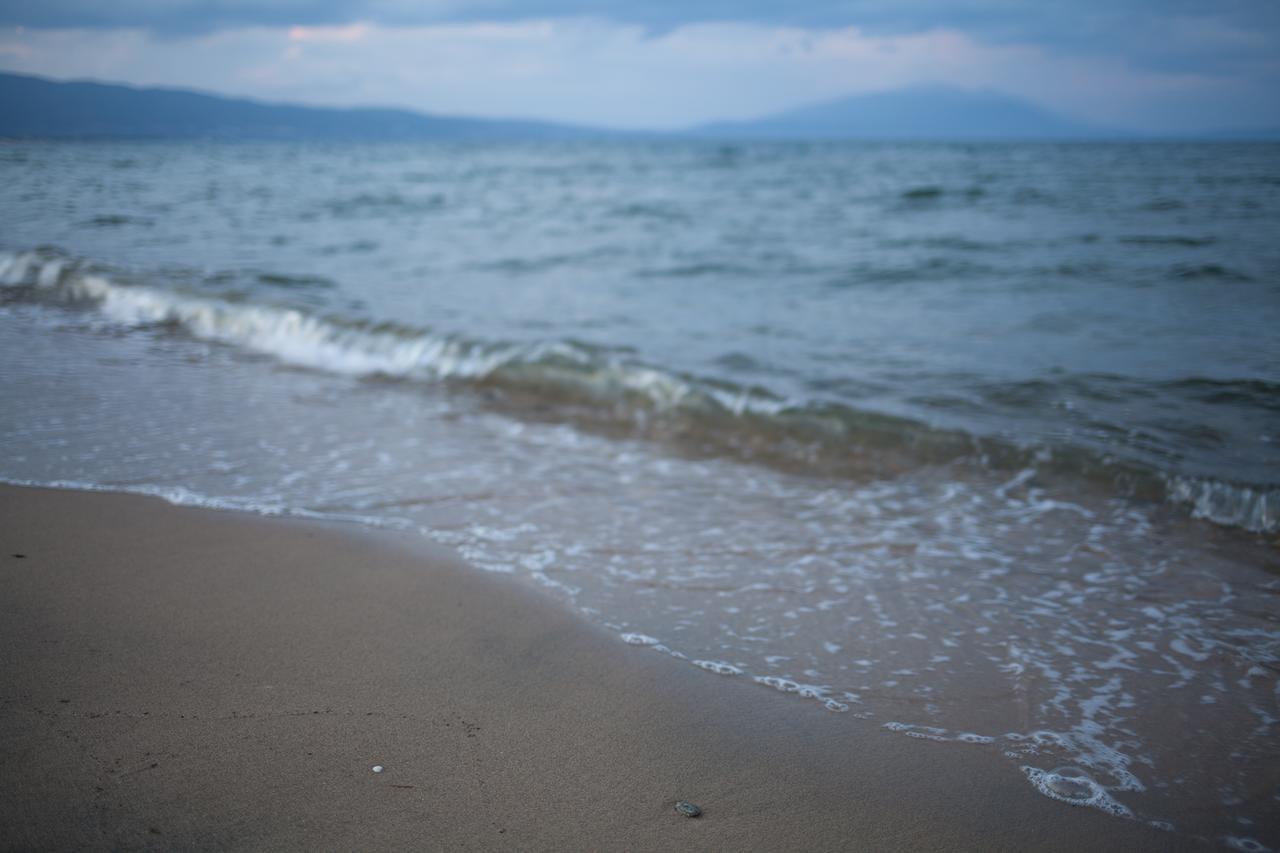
[0,484,1207,851]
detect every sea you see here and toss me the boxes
[1,140,1277,847]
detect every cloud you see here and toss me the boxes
[1,0,1276,113]
[1,18,1274,133]
[4,0,1278,46]
[288,22,370,42]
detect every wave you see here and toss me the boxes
[1168,262,1253,282]
[635,262,757,279]
[1165,477,1275,533]
[828,257,994,287]
[1139,198,1186,212]
[80,213,154,228]
[1117,235,1216,248]
[0,246,768,409]
[252,271,336,289]
[320,191,447,217]
[898,185,985,203]
[2,247,1275,534]
[901,185,944,201]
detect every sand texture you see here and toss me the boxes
[0,485,1202,851]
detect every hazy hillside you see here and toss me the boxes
[695,87,1109,140]
[0,72,602,140]
[3,72,1275,141]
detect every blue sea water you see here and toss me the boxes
[1,140,1278,845]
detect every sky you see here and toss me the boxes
[0,1,1277,132]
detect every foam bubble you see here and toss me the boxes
[692,659,744,676]
[883,722,950,742]
[957,733,994,744]
[754,676,801,693]
[1022,766,1133,818]
[620,632,661,646]
[1043,767,1094,800]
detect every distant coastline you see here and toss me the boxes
[2,71,1277,142]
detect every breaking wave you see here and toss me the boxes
[2,247,1275,533]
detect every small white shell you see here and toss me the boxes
[372,765,384,773]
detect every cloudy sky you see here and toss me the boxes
[0,1,1277,132]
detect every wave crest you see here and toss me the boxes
[2,247,1275,534]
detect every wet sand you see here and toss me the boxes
[0,484,1202,851]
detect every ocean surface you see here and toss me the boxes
[1,140,1278,846]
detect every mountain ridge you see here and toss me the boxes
[0,71,606,140]
[1,71,1276,141]
[692,87,1113,140]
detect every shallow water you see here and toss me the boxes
[2,140,1278,846]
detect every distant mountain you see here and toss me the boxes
[1198,126,1280,141]
[693,87,1111,141]
[4,72,1276,143]
[0,72,606,141]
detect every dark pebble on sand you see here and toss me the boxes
[674,800,701,818]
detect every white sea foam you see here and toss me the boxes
[751,675,849,711]
[1166,475,1276,534]
[1022,766,1133,818]
[691,659,744,676]
[882,717,1151,821]
[0,476,406,529]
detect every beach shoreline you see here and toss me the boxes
[0,484,1207,850]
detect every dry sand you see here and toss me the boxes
[0,484,1203,851]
